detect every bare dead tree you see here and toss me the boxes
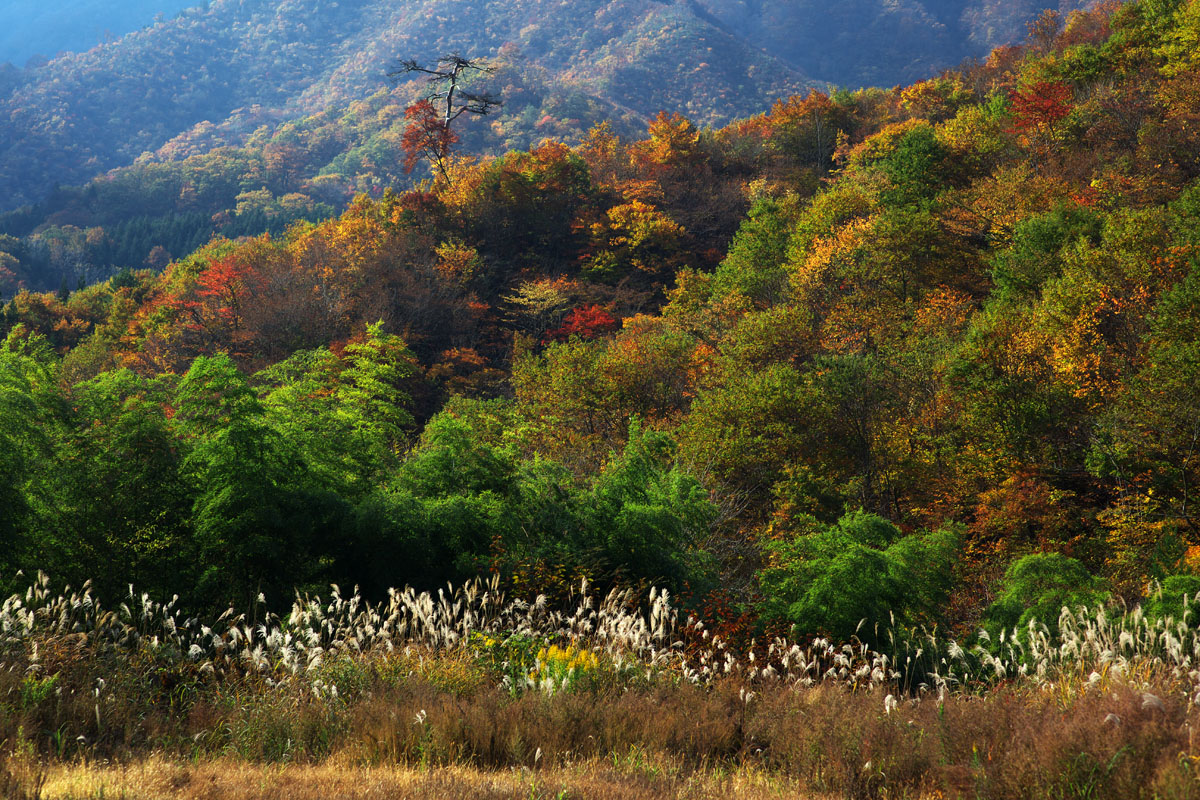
[389,53,502,127]
[388,54,502,182]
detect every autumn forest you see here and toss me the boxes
[4,0,1200,797]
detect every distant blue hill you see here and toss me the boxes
[0,0,197,66]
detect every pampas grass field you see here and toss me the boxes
[4,573,1200,799]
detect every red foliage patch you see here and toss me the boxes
[401,99,459,175]
[544,304,620,342]
[1009,81,1074,134]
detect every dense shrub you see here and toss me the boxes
[757,511,960,643]
[984,552,1110,636]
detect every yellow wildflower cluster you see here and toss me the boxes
[531,643,599,685]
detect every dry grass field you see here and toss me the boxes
[34,757,818,800]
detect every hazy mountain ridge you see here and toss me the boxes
[0,0,384,208]
[694,0,1091,85]
[0,0,1092,214]
[287,0,813,118]
[0,0,197,66]
[0,0,823,211]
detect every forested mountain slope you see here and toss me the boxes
[0,0,816,213]
[0,44,653,292]
[3,0,1199,645]
[0,0,1092,218]
[0,0,1090,295]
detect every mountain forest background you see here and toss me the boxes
[3,0,1200,647]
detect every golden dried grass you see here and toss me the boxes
[41,756,820,800]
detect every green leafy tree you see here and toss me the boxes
[950,304,1083,470]
[51,369,191,597]
[678,362,813,506]
[337,321,417,451]
[351,413,521,591]
[983,553,1109,638]
[758,510,960,644]
[257,322,416,497]
[710,195,798,308]
[879,123,954,207]
[1093,218,1200,533]
[990,204,1103,304]
[1142,575,1200,623]
[0,329,57,585]
[347,410,714,595]
[584,421,716,590]
[174,352,349,607]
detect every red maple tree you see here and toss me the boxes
[1009,80,1074,134]
[401,99,459,180]
[545,305,620,342]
